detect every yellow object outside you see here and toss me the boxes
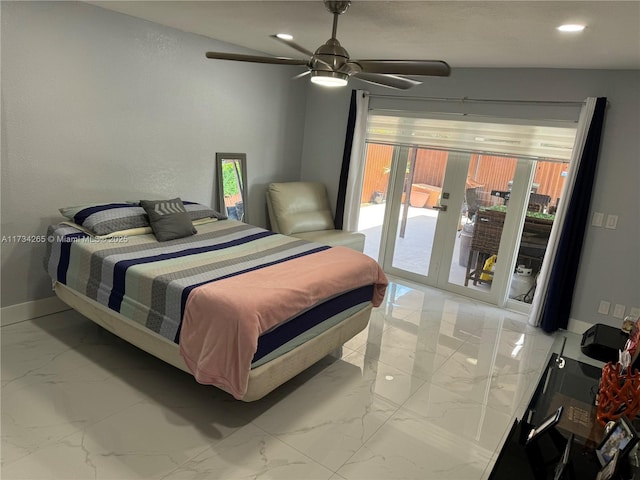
[480,255,497,281]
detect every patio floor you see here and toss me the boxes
[357,203,536,302]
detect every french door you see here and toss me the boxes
[359,144,542,307]
[356,112,576,309]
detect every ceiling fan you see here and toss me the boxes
[205,0,451,90]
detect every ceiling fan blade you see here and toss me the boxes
[292,70,311,80]
[354,73,422,90]
[205,51,309,67]
[355,60,451,77]
[270,35,315,57]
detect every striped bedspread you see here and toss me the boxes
[44,220,388,397]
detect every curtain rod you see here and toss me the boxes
[364,93,585,107]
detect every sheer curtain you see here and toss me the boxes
[529,97,608,332]
[335,89,369,231]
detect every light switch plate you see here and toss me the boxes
[605,214,618,229]
[598,300,611,315]
[613,304,626,319]
[592,212,604,227]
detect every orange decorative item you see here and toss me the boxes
[596,362,640,425]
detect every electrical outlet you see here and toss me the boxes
[605,214,618,229]
[598,300,611,315]
[630,307,640,318]
[613,304,626,319]
[592,212,604,227]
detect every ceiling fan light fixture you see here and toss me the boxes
[557,24,586,32]
[310,70,348,87]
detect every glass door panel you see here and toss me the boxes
[360,145,475,290]
[446,154,519,295]
[358,143,394,261]
[390,147,447,276]
[507,160,567,306]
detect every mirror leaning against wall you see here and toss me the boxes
[216,152,247,223]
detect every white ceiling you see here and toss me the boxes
[88,1,640,70]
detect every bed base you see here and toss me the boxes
[53,282,372,402]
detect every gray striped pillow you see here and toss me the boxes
[59,202,148,235]
[140,198,196,242]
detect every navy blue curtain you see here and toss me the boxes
[335,89,358,229]
[540,97,607,333]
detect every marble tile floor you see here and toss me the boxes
[2,276,577,480]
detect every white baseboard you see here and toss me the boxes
[1,296,70,327]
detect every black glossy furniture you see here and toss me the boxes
[490,353,623,480]
[581,323,629,363]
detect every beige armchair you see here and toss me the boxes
[266,182,365,252]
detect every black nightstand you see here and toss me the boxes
[581,323,629,364]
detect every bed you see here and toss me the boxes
[44,200,387,401]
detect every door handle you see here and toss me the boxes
[433,205,448,212]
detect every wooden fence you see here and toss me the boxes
[361,144,567,209]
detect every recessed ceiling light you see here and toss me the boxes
[557,24,586,33]
[276,33,293,40]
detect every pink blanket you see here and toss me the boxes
[179,246,388,399]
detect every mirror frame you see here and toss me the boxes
[215,152,248,223]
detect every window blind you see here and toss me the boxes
[366,113,577,162]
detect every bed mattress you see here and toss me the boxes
[44,219,387,399]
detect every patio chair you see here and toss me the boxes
[528,193,551,212]
[465,209,505,286]
[266,182,365,252]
